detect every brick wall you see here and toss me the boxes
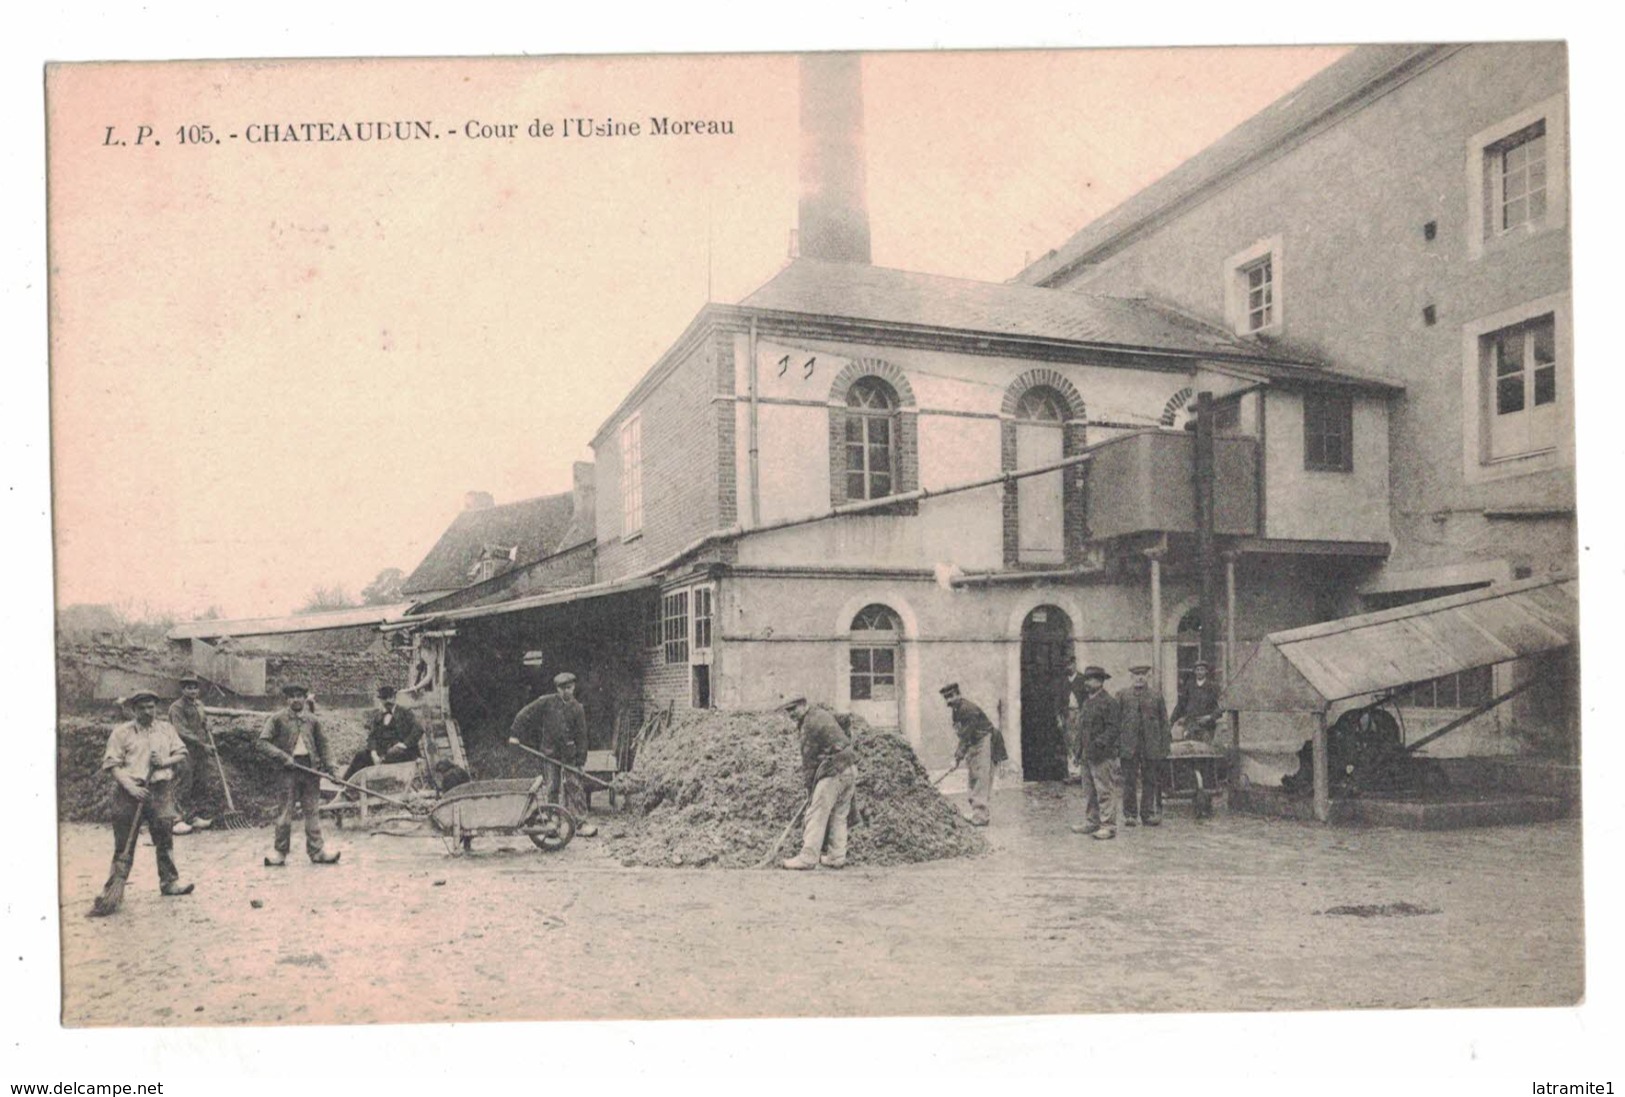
[595,329,732,582]
[639,644,692,718]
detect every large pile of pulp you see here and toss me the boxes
[57,708,369,824]
[607,709,987,868]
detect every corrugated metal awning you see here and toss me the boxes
[380,574,658,631]
[1219,574,1577,713]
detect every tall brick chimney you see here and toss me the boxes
[798,53,871,264]
[463,491,495,511]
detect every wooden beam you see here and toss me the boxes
[1313,711,1330,824]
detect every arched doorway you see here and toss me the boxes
[1020,604,1072,781]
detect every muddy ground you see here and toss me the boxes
[57,784,1583,1026]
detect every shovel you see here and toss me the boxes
[506,739,614,789]
[755,793,813,870]
[931,759,963,787]
[283,760,421,812]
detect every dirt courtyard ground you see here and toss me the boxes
[57,783,1584,1026]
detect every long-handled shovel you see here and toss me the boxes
[89,762,153,918]
[283,761,421,812]
[755,793,814,870]
[506,739,614,789]
[203,724,251,830]
[931,759,963,787]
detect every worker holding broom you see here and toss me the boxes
[91,690,194,914]
[509,672,597,837]
[256,684,341,867]
[781,696,857,870]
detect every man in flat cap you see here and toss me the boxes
[508,672,596,836]
[941,683,1006,827]
[343,685,424,782]
[166,676,214,833]
[1172,660,1222,745]
[1070,666,1120,839]
[1117,663,1171,827]
[95,690,195,904]
[256,685,341,866]
[781,695,857,869]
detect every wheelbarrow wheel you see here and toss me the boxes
[524,804,576,852]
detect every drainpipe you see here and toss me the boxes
[748,318,761,527]
[1195,391,1218,670]
[1146,542,1165,683]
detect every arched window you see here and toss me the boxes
[848,603,900,705]
[1015,387,1067,423]
[1012,385,1068,565]
[845,378,898,501]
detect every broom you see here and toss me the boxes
[88,759,152,918]
[203,723,252,830]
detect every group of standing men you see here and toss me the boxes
[1059,657,1220,839]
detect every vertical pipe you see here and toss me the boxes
[747,318,761,527]
[1195,391,1217,670]
[1224,551,1238,683]
[1313,710,1330,823]
[1149,550,1163,683]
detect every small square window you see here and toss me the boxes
[1225,238,1282,336]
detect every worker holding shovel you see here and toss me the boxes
[509,672,597,837]
[781,696,857,870]
[255,684,341,867]
[94,690,194,911]
[940,683,1007,827]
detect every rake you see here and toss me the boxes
[204,723,253,830]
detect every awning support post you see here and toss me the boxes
[1313,710,1330,823]
[1146,544,1165,683]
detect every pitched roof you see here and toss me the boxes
[742,259,1309,361]
[1017,45,1455,286]
[168,603,414,641]
[401,492,578,596]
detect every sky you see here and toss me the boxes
[48,47,1350,620]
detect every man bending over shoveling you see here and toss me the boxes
[95,690,195,908]
[781,696,857,870]
[256,684,341,867]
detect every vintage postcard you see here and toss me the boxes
[46,42,1588,1045]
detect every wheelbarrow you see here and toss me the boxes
[426,777,577,854]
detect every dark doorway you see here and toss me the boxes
[1020,605,1072,781]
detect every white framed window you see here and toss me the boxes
[1467,94,1567,259]
[1224,236,1282,336]
[848,604,900,704]
[689,584,714,708]
[619,413,643,539]
[1460,292,1572,482]
[661,589,689,665]
[1484,314,1559,461]
[690,585,714,656]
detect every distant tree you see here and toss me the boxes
[360,567,406,606]
[197,605,225,620]
[295,585,358,615]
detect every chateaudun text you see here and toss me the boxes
[101,117,735,148]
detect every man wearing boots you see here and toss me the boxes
[781,696,857,870]
[1069,666,1119,840]
[166,676,214,833]
[344,685,424,781]
[99,690,195,899]
[941,683,1006,827]
[508,672,597,837]
[1118,663,1171,827]
[256,684,340,866]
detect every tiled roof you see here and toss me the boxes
[401,492,578,596]
[742,259,1296,360]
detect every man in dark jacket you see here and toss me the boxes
[1069,666,1119,839]
[781,696,857,869]
[256,684,340,866]
[941,682,1007,826]
[508,672,597,836]
[343,685,424,780]
[1118,663,1171,826]
[1171,660,1222,744]
[166,676,214,833]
